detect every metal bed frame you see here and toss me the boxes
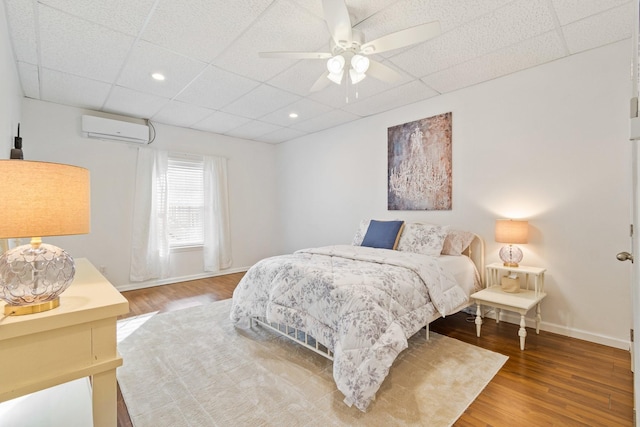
[250,317,334,360]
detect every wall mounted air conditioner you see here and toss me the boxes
[81,115,149,144]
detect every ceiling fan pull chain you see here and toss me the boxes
[345,79,349,103]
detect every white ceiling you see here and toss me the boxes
[3,0,633,144]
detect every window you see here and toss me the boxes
[167,157,204,247]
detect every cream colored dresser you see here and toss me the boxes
[0,258,129,427]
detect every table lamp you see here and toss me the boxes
[0,160,90,315]
[495,219,528,267]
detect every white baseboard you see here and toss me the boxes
[116,266,250,292]
[479,309,629,350]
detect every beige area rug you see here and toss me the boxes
[117,299,507,427]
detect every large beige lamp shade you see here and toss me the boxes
[495,219,528,267]
[0,160,90,315]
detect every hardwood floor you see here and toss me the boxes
[117,273,633,426]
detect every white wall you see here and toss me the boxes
[276,40,633,349]
[20,99,280,290]
[0,3,22,157]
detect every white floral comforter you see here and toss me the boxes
[229,245,470,411]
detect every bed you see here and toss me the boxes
[230,221,484,411]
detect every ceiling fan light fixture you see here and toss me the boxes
[326,55,345,74]
[349,69,366,84]
[327,70,344,84]
[351,55,370,73]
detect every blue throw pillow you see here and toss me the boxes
[361,220,405,250]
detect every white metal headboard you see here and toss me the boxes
[463,233,485,286]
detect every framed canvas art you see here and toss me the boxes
[388,112,452,210]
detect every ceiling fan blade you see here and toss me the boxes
[310,72,332,92]
[322,0,353,47]
[259,51,332,59]
[360,21,441,55]
[366,60,402,83]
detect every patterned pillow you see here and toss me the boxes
[441,228,476,256]
[396,223,447,256]
[361,220,405,250]
[351,219,371,245]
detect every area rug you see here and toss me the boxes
[117,299,507,427]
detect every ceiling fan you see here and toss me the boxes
[259,0,441,92]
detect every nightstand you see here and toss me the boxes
[471,263,547,350]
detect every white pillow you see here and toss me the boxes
[396,223,447,256]
[441,228,476,256]
[351,219,371,245]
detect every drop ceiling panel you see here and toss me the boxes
[118,40,208,99]
[341,80,438,117]
[561,2,633,54]
[335,0,400,25]
[267,60,332,96]
[175,65,260,110]
[222,84,301,119]
[290,0,324,18]
[291,0,399,23]
[422,31,566,93]
[38,0,157,36]
[38,5,135,83]
[152,100,215,128]
[355,0,512,44]
[40,69,111,110]
[141,0,273,63]
[17,62,39,99]
[225,120,282,140]
[103,86,169,119]
[308,82,372,110]
[191,111,252,134]
[4,0,38,64]
[291,109,360,133]
[354,0,514,62]
[389,0,556,78]
[213,0,329,82]
[260,98,332,127]
[259,127,307,144]
[550,0,630,25]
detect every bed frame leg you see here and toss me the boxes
[425,324,430,340]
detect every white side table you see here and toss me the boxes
[471,263,547,350]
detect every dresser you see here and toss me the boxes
[0,258,128,426]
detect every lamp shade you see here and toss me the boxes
[495,219,528,244]
[0,160,90,239]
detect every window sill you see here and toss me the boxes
[170,245,203,253]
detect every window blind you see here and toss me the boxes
[167,157,204,247]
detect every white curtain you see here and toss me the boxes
[203,155,232,271]
[130,148,171,281]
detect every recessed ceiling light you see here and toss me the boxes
[289,113,298,119]
[151,73,165,81]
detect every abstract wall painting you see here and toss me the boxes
[387,112,452,210]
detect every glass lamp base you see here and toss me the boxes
[499,244,523,267]
[0,242,75,315]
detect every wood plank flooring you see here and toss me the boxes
[117,273,633,426]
